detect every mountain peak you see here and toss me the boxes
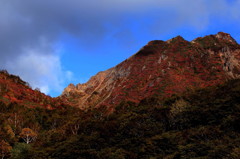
[136,40,167,56]
[173,35,185,40]
[61,32,240,110]
[166,35,187,44]
[215,32,238,44]
[147,40,165,45]
[191,32,238,48]
[62,83,77,96]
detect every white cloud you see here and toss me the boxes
[6,49,72,95]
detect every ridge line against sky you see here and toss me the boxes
[0,0,240,97]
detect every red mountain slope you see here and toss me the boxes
[0,70,64,109]
[61,32,240,111]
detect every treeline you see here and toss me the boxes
[1,79,240,158]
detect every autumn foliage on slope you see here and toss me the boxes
[1,79,240,158]
[61,32,240,111]
[0,70,64,109]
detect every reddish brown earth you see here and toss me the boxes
[0,70,65,109]
[61,32,240,111]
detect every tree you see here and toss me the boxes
[20,128,37,144]
[2,125,15,143]
[0,140,12,159]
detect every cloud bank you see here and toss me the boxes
[0,0,239,95]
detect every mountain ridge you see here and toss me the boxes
[61,32,240,111]
[2,31,240,159]
[0,70,66,109]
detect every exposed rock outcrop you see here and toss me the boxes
[61,32,240,111]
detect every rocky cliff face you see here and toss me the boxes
[61,32,240,111]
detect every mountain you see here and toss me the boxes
[0,70,65,109]
[61,32,240,110]
[1,32,240,159]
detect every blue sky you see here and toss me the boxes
[0,0,240,97]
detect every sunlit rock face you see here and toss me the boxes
[61,32,240,111]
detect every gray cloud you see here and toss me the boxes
[0,0,239,95]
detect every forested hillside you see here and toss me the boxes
[0,70,65,109]
[1,78,240,158]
